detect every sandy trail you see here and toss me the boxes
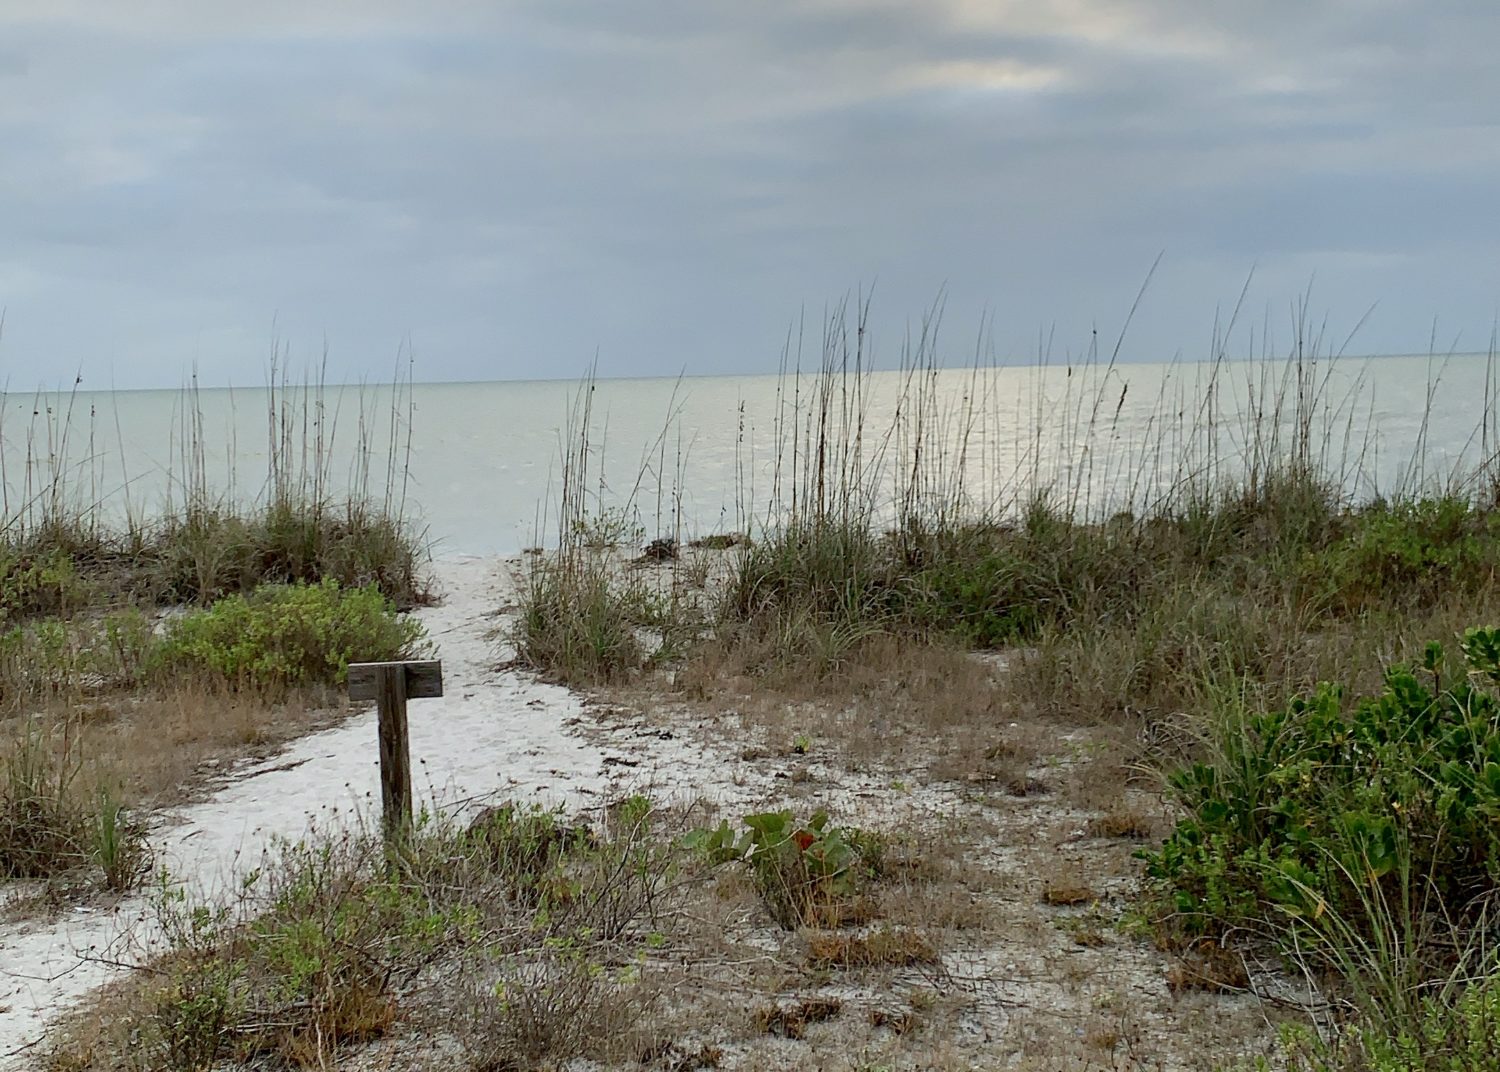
[0,556,716,1067]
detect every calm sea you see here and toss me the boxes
[3,354,1496,555]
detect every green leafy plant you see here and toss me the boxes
[1143,627,1500,968]
[685,810,879,928]
[151,579,425,689]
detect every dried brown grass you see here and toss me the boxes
[1041,882,1096,908]
[1166,940,1254,995]
[1084,810,1158,841]
[804,926,940,970]
[5,686,347,813]
[672,631,1014,776]
[754,996,844,1039]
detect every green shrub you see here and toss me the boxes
[0,547,90,623]
[152,579,425,689]
[1312,498,1500,613]
[1143,627,1500,964]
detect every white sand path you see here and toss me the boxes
[0,555,719,1067]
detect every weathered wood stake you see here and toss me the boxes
[348,660,443,843]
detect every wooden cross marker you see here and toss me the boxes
[348,660,443,843]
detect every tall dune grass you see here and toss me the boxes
[0,357,426,618]
[515,298,1500,689]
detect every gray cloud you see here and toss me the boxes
[0,1,1497,388]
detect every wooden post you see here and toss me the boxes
[348,660,443,843]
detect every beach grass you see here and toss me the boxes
[509,300,1500,1069]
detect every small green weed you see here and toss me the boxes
[92,788,149,892]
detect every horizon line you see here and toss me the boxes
[4,347,1497,397]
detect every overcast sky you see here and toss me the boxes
[1,1,1497,389]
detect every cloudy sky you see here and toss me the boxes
[1,1,1497,389]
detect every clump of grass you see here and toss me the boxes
[90,788,150,892]
[0,723,90,881]
[455,943,664,1069]
[689,533,745,551]
[666,305,1500,742]
[0,721,147,890]
[513,553,645,686]
[1085,810,1156,840]
[1164,940,1251,994]
[755,996,843,1040]
[511,371,709,686]
[804,926,939,970]
[144,500,426,610]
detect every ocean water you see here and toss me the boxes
[3,354,1496,555]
